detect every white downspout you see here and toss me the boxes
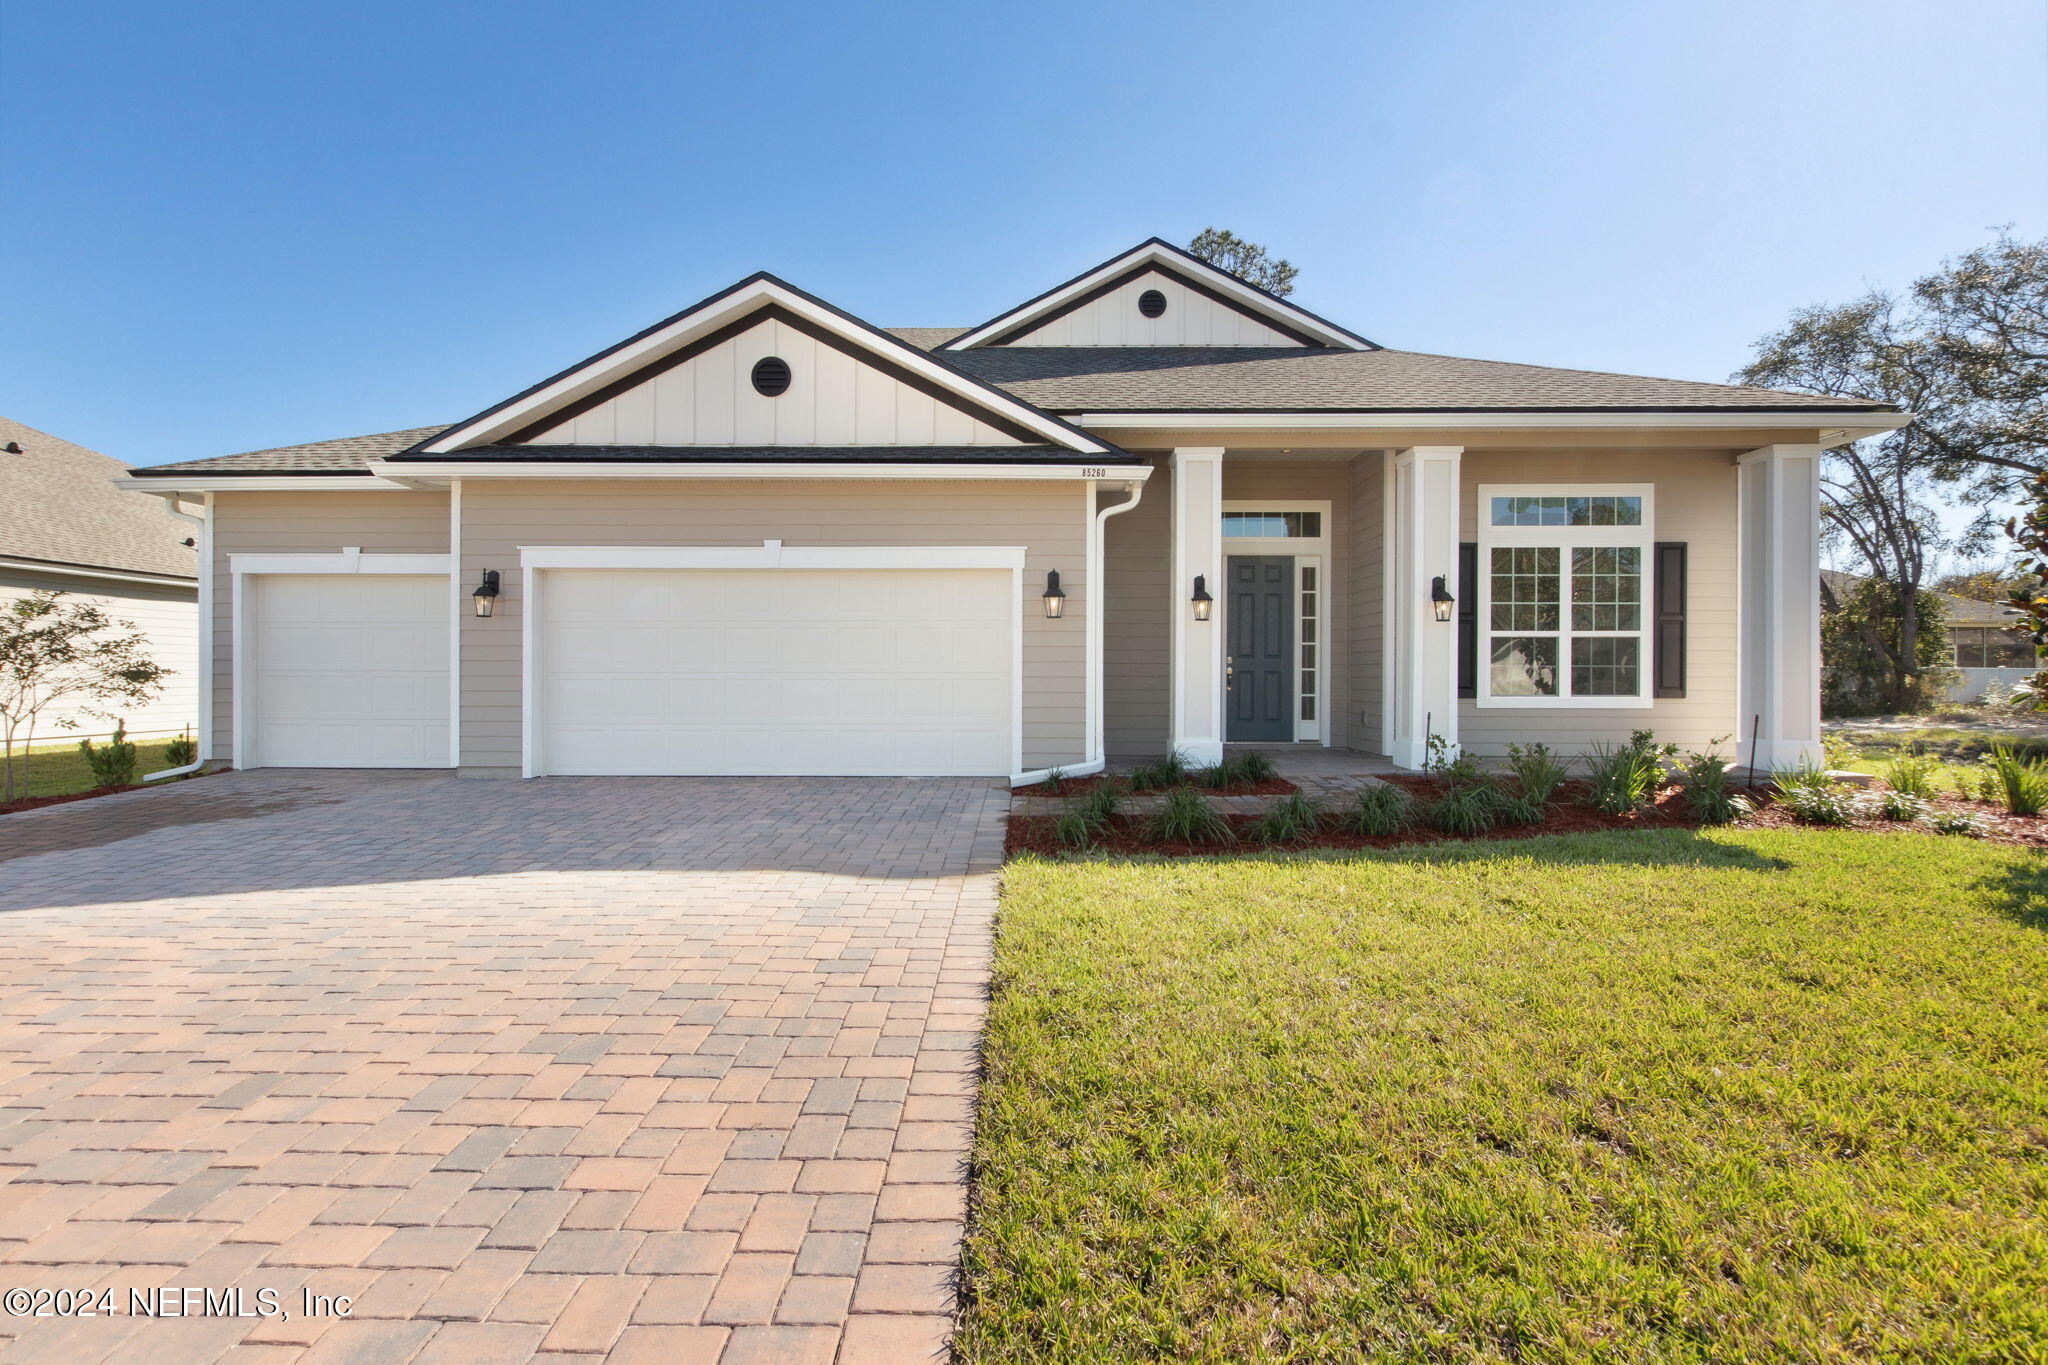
[142,491,211,781]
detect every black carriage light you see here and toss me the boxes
[1431,574,1456,623]
[1191,574,1213,622]
[472,569,501,618]
[1042,570,1066,619]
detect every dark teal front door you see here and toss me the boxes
[1226,555,1294,742]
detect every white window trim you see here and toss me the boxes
[228,550,456,771]
[1220,501,1332,744]
[1475,484,1655,710]
[516,542,1026,781]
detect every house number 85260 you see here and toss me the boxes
[1080,467,1107,478]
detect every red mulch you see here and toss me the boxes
[1005,774,2048,857]
[1012,774,1297,798]
[0,769,212,818]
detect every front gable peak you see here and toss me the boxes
[941,238,1377,352]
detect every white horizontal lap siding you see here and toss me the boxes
[1456,450,1738,757]
[1003,273,1308,347]
[0,571,199,742]
[210,491,451,764]
[528,317,1023,447]
[458,480,1086,775]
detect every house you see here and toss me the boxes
[1820,568,2038,704]
[2,416,200,743]
[119,239,1903,782]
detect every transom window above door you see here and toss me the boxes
[1477,484,1654,708]
[1223,511,1321,538]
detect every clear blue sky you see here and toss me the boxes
[4,0,2044,476]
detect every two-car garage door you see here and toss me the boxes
[535,568,1013,776]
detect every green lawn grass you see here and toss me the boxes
[961,830,2047,1363]
[4,736,187,800]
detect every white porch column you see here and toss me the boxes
[1169,446,1226,765]
[1387,445,1462,770]
[1738,444,1824,770]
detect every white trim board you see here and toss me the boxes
[1079,412,1908,439]
[229,550,453,576]
[368,461,1147,484]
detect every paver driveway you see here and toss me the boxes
[0,770,1006,1364]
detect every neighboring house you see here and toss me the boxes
[119,239,1902,781]
[1,416,200,743]
[1820,568,2038,704]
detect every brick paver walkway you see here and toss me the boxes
[0,770,1005,1364]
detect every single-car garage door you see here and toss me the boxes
[244,574,449,768]
[536,568,1013,776]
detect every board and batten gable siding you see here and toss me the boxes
[208,490,452,763]
[996,271,1309,348]
[455,479,1088,774]
[1456,449,1738,757]
[524,317,1025,447]
[0,569,199,743]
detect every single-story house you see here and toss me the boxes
[1820,567,2038,703]
[2,416,199,743]
[120,239,1904,781]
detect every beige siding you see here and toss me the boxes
[528,317,1021,447]
[1345,452,1386,753]
[209,490,452,763]
[0,570,199,744]
[1221,459,1354,749]
[1456,450,1739,756]
[1103,458,1170,756]
[456,479,1086,774]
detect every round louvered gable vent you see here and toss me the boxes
[751,356,792,397]
[1138,288,1167,318]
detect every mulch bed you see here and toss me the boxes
[1006,774,2048,857]
[0,769,212,818]
[1012,774,1298,798]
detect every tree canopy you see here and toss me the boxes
[1188,228,1299,297]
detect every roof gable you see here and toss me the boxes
[407,274,1112,456]
[942,238,1377,352]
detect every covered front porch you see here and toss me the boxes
[1095,436,1831,773]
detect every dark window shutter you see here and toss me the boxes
[1653,541,1686,698]
[1457,542,1478,698]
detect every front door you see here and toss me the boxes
[1226,555,1294,741]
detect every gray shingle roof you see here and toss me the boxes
[130,425,452,476]
[1,417,199,579]
[1821,569,2019,626]
[921,343,1890,414]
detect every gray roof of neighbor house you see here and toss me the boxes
[1820,569,2018,627]
[0,417,198,580]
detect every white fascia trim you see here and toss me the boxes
[230,550,454,575]
[0,557,198,590]
[943,242,1369,352]
[1077,412,1909,435]
[517,543,1027,571]
[421,279,1115,455]
[367,460,1149,483]
[116,476,420,493]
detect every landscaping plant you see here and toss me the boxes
[1882,748,1941,800]
[1679,747,1752,825]
[77,720,137,789]
[1039,767,1070,794]
[1870,788,1931,822]
[1145,787,1234,845]
[1988,745,2048,816]
[162,729,198,768]
[1128,748,1193,793]
[1928,808,1992,836]
[1503,741,1572,806]
[1053,811,1093,850]
[1229,750,1278,783]
[1337,784,1412,837]
[1426,785,1496,836]
[1585,729,1678,815]
[0,590,165,802]
[1072,781,1124,835]
[1774,759,1858,825]
[1252,792,1321,844]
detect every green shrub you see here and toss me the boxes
[1072,781,1124,834]
[77,721,137,788]
[1053,812,1093,849]
[1489,791,1547,826]
[1989,746,2048,817]
[1680,749,1752,825]
[1881,749,1941,800]
[1870,788,1931,822]
[1194,762,1236,789]
[162,730,198,768]
[1196,751,1282,789]
[1928,808,1991,837]
[1427,785,1496,836]
[1129,748,1193,793]
[1585,729,1678,814]
[1040,767,1070,794]
[1337,784,1413,837]
[1503,742,1572,806]
[1145,788,1234,845]
[1230,750,1278,783]
[1252,792,1321,844]
[1773,761,1856,825]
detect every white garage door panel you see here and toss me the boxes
[539,568,1012,776]
[248,575,449,768]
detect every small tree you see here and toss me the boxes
[1188,228,1299,297]
[0,590,166,801]
[1821,579,1956,716]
